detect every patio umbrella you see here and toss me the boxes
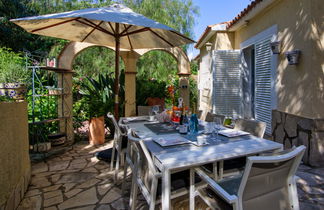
[11,4,194,118]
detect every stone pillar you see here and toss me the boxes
[178,73,190,107]
[120,51,140,117]
[57,72,74,145]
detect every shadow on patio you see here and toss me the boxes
[17,140,324,210]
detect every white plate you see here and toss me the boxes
[153,135,190,147]
[218,129,249,137]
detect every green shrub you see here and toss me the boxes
[0,47,29,84]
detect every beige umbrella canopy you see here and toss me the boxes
[11,4,195,118]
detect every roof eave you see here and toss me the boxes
[227,0,277,31]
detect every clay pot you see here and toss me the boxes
[147,97,165,110]
[89,116,105,145]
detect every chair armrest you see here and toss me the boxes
[194,167,237,204]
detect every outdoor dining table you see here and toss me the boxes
[120,117,283,210]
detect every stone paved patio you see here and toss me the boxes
[18,141,324,210]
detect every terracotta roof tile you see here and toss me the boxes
[227,0,263,29]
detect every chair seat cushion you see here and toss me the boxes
[218,175,242,196]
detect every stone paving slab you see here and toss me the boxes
[17,141,324,210]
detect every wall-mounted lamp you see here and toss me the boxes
[270,41,281,54]
[285,50,301,65]
[205,42,212,52]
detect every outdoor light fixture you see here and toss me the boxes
[285,50,301,65]
[205,42,212,52]
[270,41,281,54]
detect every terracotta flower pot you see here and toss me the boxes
[89,116,105,145]
[147,97,165,110]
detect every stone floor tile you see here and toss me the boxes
[33,171,54,178]
[68,162,87,170]
[58,187,98,209]
[44,190,62,200]
[300,202,324,210]
[77,178,100,189]
[298,164,313,171]
[17,195,42,210]
[111,198,127,210]
[49,160,70,171]
[81,167,98,173]
[69,205,96,210]
[43,184,62,192]
[51,174,61,183]
[32,161,48,174]
[96,204,111,210]
[24,189,41,197]
[94,163,109,170]
[44,194,63,208]
[297,172,324,186]
[70,158,87,165]
[65,189,83,198]
[63,183,77,192]
[30,177,51,188]
[57,172,97,184]
[100,188,121,204]
[310,168,324,177]
[97,183,113,196]
[44,206,58,210]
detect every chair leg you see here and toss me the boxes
[129,174,138,210]
[190,168,195,210]
[110,144,116,171]
[219,160,224,180]
[149,177,158,210]
[114,152,120,183]
[121,160,129,195]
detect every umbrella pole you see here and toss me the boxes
[114,24,120,120]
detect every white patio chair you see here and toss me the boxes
[190,145,306,210]
[107,113,127,183]
[137,105,153,116]
[216,118,268,180]
[233,118,266,138]
[205,112,225,123]
[127,129,195,210]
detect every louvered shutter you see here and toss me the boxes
[255,38,272,134]
[212,50,242,118]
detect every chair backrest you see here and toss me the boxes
[199,110,208,121]
[205,112,225,123]
[234,118,266,138]
[107,112,123,136]
[238,145,306,210]
[137,106,153,116]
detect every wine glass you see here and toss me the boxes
[212,117,223,141]
[152,105,159,115]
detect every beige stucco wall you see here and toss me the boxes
[0,101,31,209]
[213,32,235,50]
[233,0,324,119]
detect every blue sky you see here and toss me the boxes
[188,0,252,59]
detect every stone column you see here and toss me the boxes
[120,51,140,117]
[57,72,74,145]
[178,73,190,107]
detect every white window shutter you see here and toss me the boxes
[255,38,272,134]
[212,50,242,118]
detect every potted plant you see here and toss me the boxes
[0,47,29,100]
[80,73,114,145]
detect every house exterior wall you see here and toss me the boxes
[198,47,212,111]
[213,32,235,50]
[0,102,31,209]
[233,0,324,119]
